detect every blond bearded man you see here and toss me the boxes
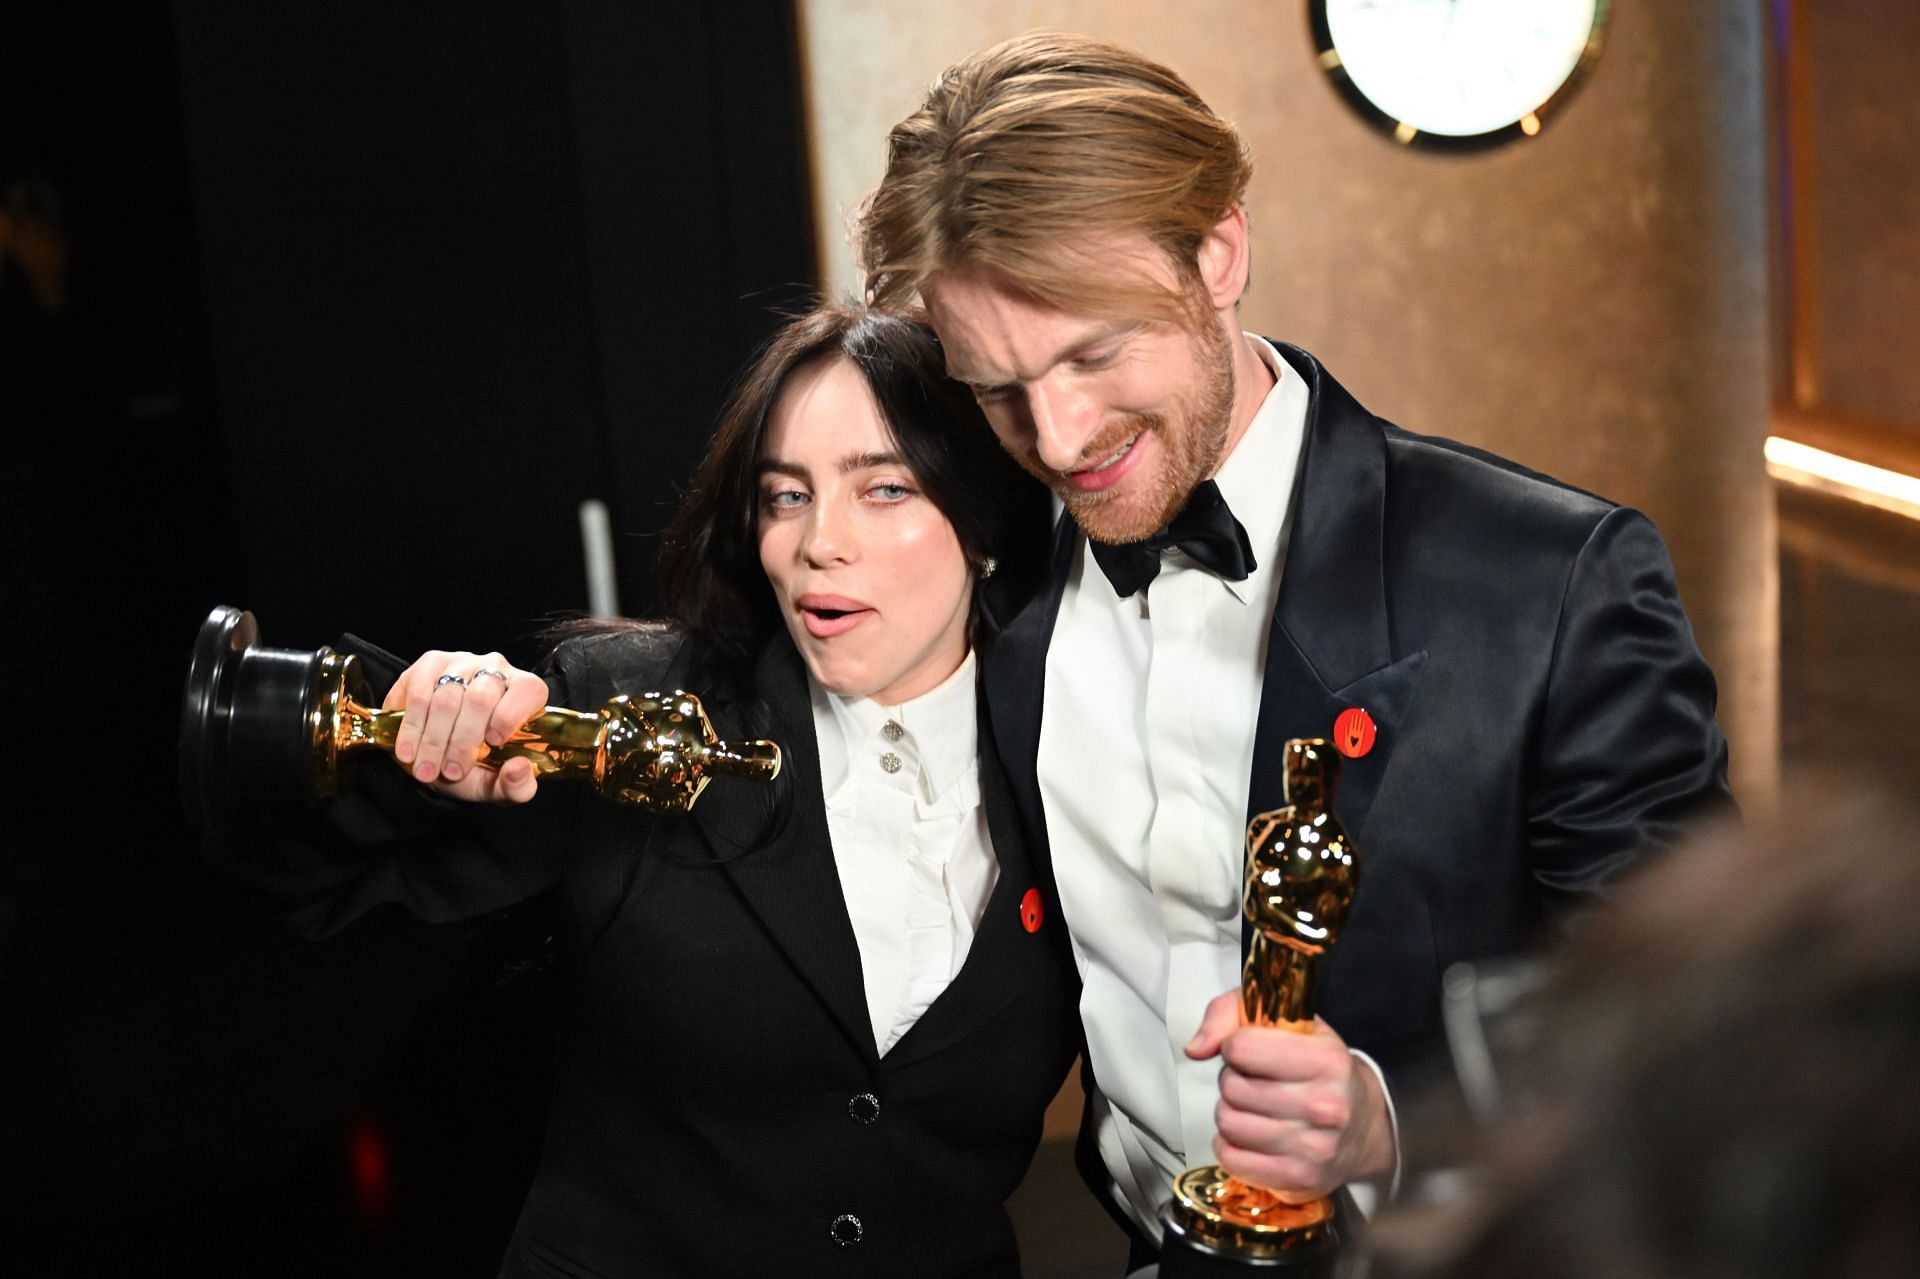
[857,32,1732,1273]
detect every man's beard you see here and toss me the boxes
[1049,320,1238,545]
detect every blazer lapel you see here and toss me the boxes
[1251,345,1429,850]
[697,637,877,1063]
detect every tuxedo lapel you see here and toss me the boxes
[1250,630,1428,846]
[1251,345,1428,850]
[697,637,876,1063]
[977,510,1078,845]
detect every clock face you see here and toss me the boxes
[1313,0,1606,145]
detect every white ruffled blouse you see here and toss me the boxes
[810,651,999,1056]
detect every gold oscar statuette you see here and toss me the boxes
[1160,738,1360,1276]
[180,605,781,827]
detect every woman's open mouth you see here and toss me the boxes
[797,594,874,638]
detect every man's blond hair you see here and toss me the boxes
[856,32,1253,321]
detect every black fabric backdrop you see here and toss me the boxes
[3,3,816,1272]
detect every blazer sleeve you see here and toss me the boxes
[1526,506,1735,907]
[204,633,622,940]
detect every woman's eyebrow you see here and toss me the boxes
[756,451,905,480]
[839,450,904,473]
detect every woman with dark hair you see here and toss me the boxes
[256,303,1077,1277]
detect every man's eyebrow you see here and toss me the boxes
[947,322,1140,387]
[947,364,1005,390]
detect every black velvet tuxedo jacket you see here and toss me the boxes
[976,342,1733,1106]
[233,629,1080,1278]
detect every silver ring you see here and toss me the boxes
[472,668,510,687]
[436,673,468,687]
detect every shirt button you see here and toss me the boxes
[848,1092,881,1124]
[882,719,904,741]
[829,1213,864,1246]
[879,752,902,774]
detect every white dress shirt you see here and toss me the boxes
[813,651,1000,1057]
[1039,338,1393,1249]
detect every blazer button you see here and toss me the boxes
[848,1092,881,1124]
[830,1213,864,1246]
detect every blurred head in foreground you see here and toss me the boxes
[1375,786,1920,1279]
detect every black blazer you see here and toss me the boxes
[977,341,1732,1103]
[231,628,1080,1278]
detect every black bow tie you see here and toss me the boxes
[1090,479,1256,598]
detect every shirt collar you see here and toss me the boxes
[1208,335,1309,604]
[814,649,979,805]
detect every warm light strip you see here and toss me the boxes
[1764,436,1920,521]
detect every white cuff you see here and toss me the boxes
[1345,1048,1402,1218]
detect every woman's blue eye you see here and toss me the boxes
[869,483,912,501]
[766,490,808,509]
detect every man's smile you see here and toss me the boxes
[1063,429,1149,493]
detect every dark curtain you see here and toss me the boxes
[3,3,815,1273]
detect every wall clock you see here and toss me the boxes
[1310,0,1609,148]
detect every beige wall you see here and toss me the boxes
[800,1,1777,797]
[1794,0,1920,428]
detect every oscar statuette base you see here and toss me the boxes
[1159,1165,1342,1278]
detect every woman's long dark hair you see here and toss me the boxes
[548,303,1044,894]
[658,300,1048,685]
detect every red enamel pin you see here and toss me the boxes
[1019,888,1044,933]
[1333,707,1377,759]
